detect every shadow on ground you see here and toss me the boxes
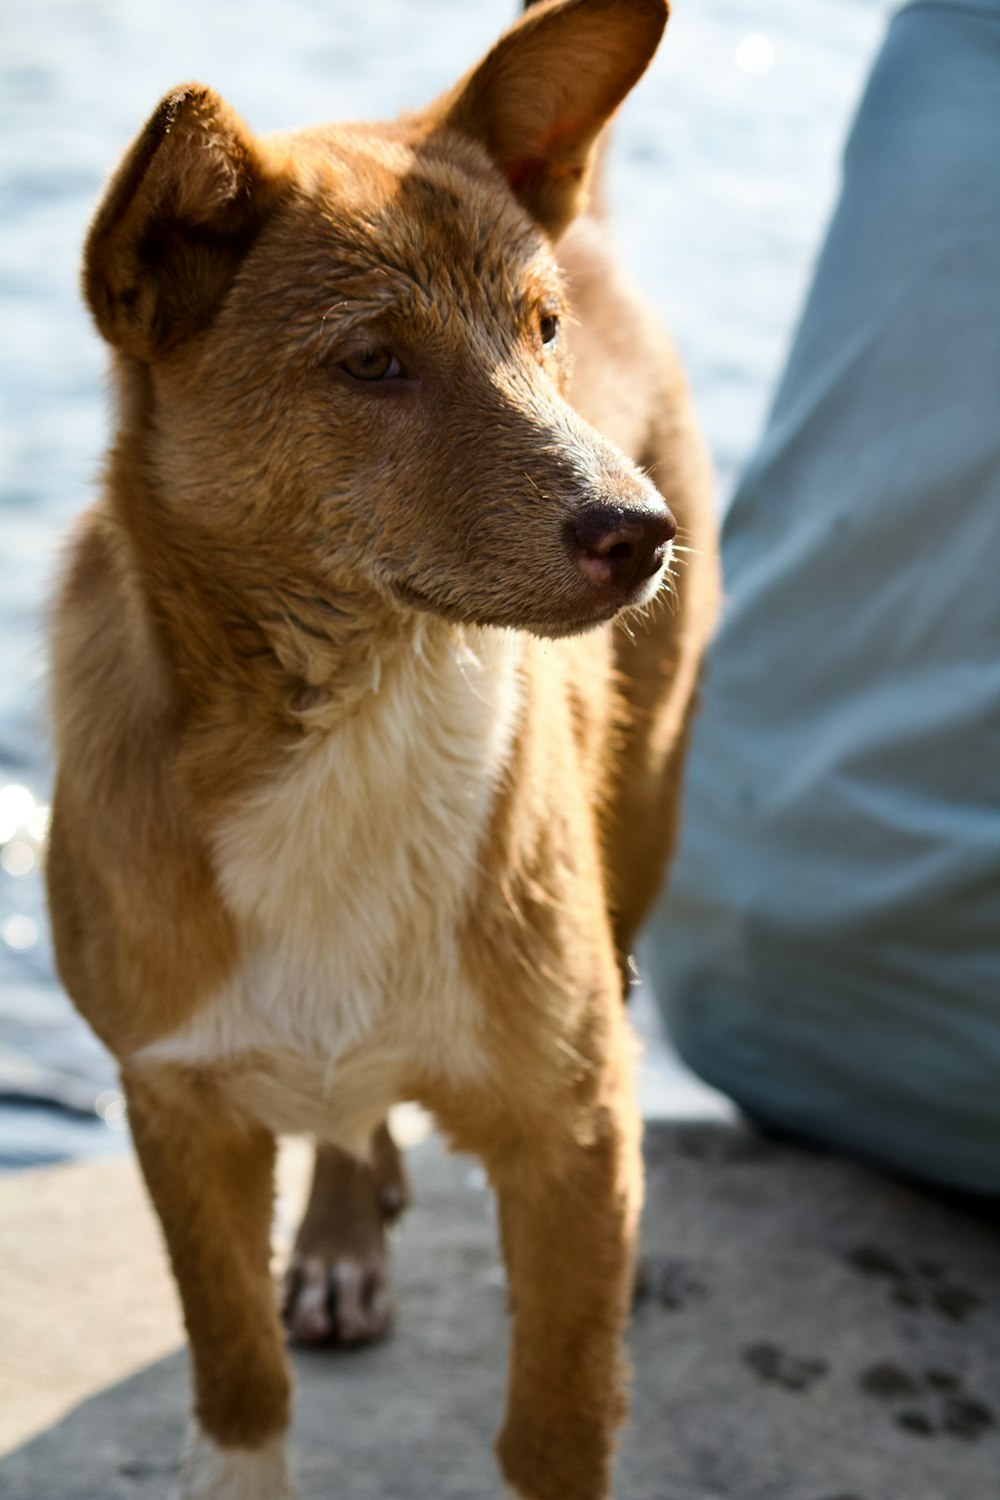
[1,1124,997,1500]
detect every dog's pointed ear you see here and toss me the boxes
[425,0,668,241]
[84,86,287,361]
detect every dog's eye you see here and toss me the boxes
[340,349,402,382]
[539,313,560,347]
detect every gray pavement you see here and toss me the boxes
[1,1122,998,1499]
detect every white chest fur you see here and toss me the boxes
[139,625,522,1139]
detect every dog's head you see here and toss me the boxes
[85,0,673,641]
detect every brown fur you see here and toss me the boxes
[47,2,719,1496]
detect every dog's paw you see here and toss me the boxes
[282,1248,392,1346]
[179,1427,294,1500]
[281,1139,408,1347]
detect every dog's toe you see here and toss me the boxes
[331,1255,392,1343]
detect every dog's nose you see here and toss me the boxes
[567,503,677,590]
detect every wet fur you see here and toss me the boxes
[47,2,719,1497]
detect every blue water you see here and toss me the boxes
[0,0,888,1167]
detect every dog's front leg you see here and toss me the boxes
[487,1031,643,1500]
[122,1064,294,1500]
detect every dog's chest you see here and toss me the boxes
[142,630,520,1124]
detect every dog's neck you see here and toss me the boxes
[109,469,399,711]
[105,461,520,815]
[252,578,416,727]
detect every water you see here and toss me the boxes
[0,0,889,1167]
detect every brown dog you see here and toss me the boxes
[46,1,718,1495]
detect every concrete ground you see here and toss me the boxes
[1,1120,997,1500]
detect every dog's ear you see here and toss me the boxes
[426,0,667,241]
[84,86,286,361]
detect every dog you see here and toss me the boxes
[46,0,719,1495]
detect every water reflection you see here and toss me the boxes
[1,840,36,878]
[0,784,38,843]
[2,914,38,952]
[1,782,48,954]
[736,33,776,76]
[95,1089,128,1131]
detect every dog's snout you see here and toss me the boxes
[567,503,677,592]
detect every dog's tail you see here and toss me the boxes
[519,0,611,220]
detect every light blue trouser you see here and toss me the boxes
[648,0,1000,1193]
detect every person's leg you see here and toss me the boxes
[648,0,1000,1194]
